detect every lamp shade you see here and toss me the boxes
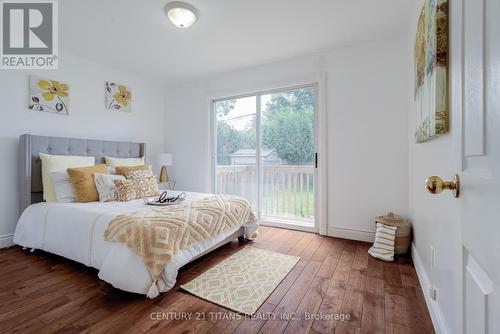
[157,153,173,166]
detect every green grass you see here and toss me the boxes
[262,188,314,219]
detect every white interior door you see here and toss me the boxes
[455,0,500,332]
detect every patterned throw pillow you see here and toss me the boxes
[115,165,150,176]
[113,179,136,202]
[125,169,154,179]
[94,173,125,202]
[113,177,160,201]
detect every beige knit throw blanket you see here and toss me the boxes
[104,194,256,298]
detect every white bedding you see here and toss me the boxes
[13,191,257,296]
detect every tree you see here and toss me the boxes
[216,122,243,165]
[262,106,314,164]
[265,87,314,113]
[262,87,315,164]
[215,99,236,117]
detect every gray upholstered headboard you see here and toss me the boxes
[19,134,146,212]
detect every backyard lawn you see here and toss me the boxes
[262,188,314,221]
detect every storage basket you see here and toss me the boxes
[375,212,411,255]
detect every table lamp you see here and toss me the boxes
[157,153,173,182]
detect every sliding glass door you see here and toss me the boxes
[214,86,316,229]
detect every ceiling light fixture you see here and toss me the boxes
[164,1,198,28]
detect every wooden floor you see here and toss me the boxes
[0,227,435,334]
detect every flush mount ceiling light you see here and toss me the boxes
[164,1,198,28]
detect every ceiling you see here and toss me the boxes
[60,0,411,84]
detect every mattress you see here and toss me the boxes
[13,191,257,296]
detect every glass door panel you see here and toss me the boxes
[214,96,258,210]
[260,87,315,226]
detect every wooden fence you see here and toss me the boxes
[216,165,314,222]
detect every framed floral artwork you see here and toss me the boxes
[28,76,70,115]
[105,82,131,112]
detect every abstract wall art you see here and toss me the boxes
[414,0,448,143]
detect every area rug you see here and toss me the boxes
[180,247,300,315]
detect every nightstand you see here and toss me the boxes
[158,181,176,190]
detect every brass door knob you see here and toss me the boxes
[425,174,460,198]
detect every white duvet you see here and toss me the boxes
[13,191,257,296]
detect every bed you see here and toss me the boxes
[13,134,258,296]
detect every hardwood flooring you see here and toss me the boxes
[0,227,435,334]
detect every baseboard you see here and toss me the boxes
[411,243,450,334]
[327,226,375,242]
[260,220,317,233]
[0,234,14,249]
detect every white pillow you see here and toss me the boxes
[107,166,116,174]
[40,153,95,202]
[104,156,145,168]
[368,223,397,262]
[50,172,76,203]
[93,173,125,202]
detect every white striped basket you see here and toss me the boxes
[375,213,411,255]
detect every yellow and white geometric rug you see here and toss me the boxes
[180,247,300,315]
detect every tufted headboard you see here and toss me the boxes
[19,134,146,213]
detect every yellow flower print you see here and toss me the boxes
[113,85,131,107]
[38,80,69,101]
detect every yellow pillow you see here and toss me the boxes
[67,164,108,202]
[115,165,149,176]
[40,153,95,202]
[104,156,145,168]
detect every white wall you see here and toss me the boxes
[0,51,166,246]
[164,37,409,240]
[407,1,462,333]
